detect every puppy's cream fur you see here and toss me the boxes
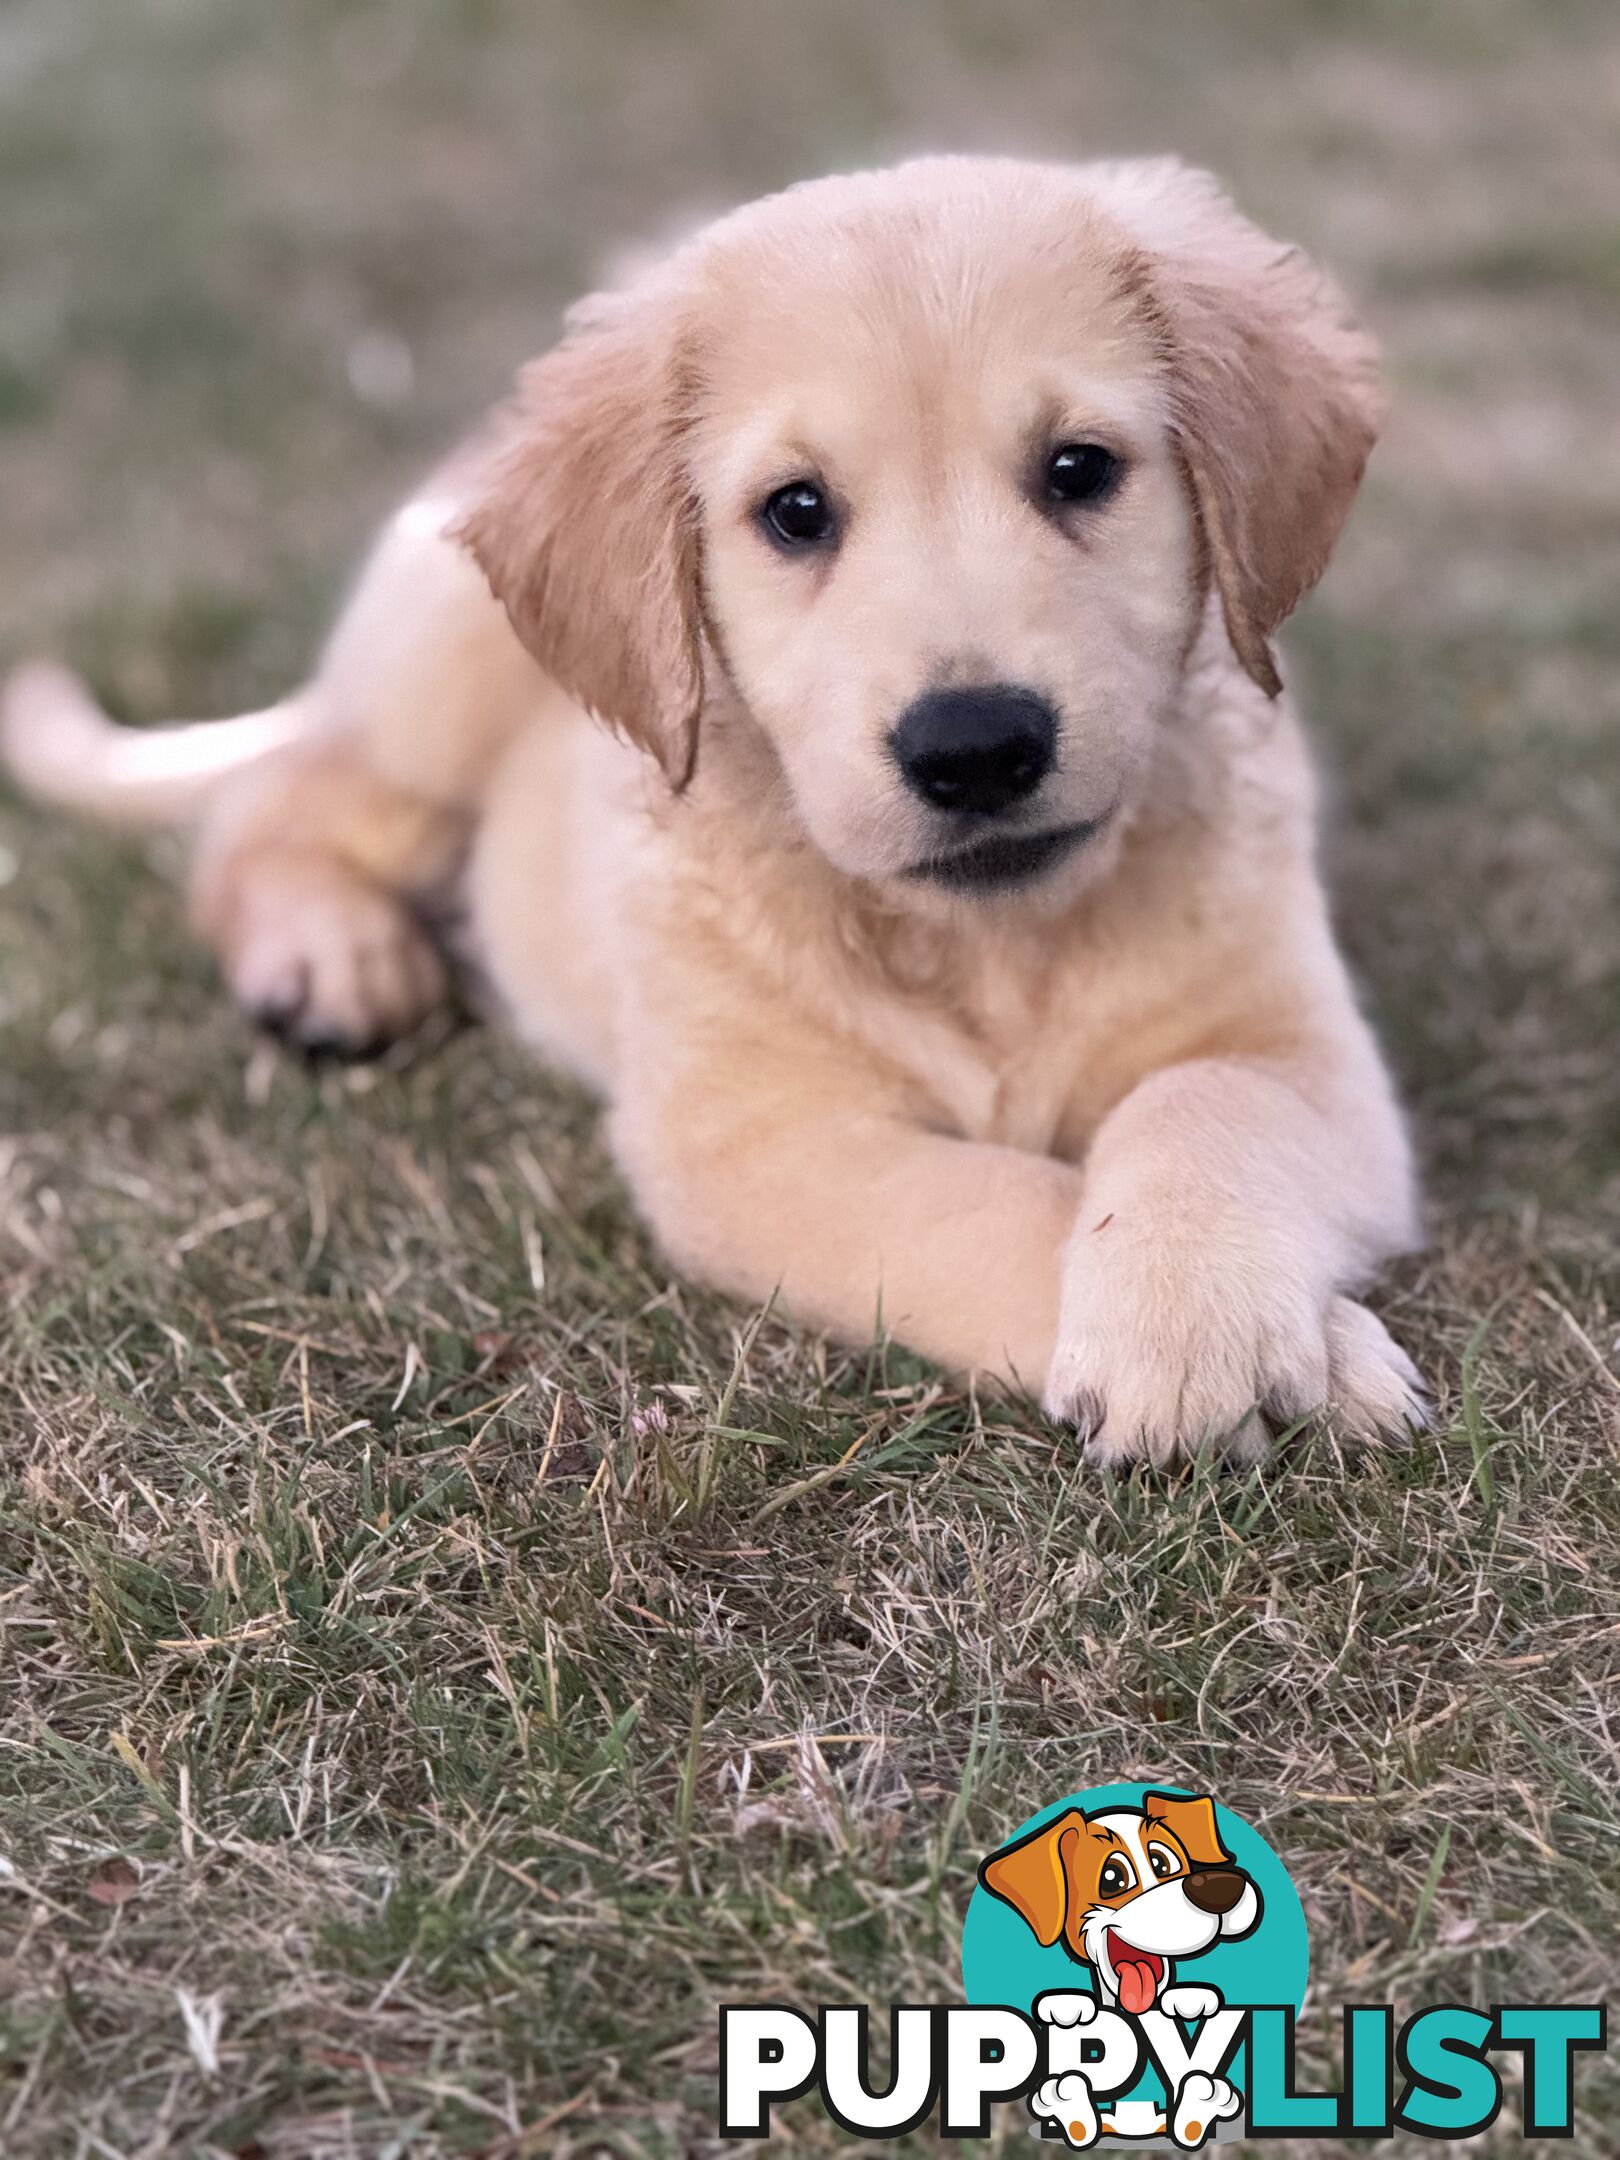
[1,157,1424,1462]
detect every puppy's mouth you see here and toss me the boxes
[906,819,1100,893]
[1104,1931,1165,2015]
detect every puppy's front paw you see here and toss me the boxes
[1035,1991,1099,2028]
[1324,1295,1429,1438]
[1171,2069,1241,2149]
[1158,1983,1222,2023]
[1031,2072,1099,2150]
[220,856,448,1057]
[1044,1236,1424,1467]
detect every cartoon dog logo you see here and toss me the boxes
[978,1790,1261,2148]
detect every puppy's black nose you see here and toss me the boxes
[890,686,1057,817]
[1184,1867,1249,1917]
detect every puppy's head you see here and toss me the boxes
[459,158,1379,905]
[978,1791,1261,2013]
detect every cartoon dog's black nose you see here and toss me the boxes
[1184,1867,1249,1916]
[890,686,1057,817]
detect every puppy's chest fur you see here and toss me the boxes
[844,910,1162,1160]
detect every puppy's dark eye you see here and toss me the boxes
[1099,1856,1136,1898]
[1046,442,1122,506]
[761,480,836,548]
[1147,1842,1181,1881]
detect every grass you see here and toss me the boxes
[2,2,1620,2153]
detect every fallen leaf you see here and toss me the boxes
[471,1329,524,1374]
[87,1856,139,1906]
[537,1440,594,1485]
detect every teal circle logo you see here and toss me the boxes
[962,1785,1307,2126]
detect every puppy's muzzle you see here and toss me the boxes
[1183,1866,1250,1916]
[889,685,1056,817]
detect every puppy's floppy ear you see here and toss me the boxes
[1098,160,1383,696]
[978,1808,1087,1949]
[1141,1790,1232,1871]
[453,285,704,787]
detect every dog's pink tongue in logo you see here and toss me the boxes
[1107,1934,1164,2014]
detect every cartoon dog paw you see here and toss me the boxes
[1159,1983,1223,2023]
[1171,2069,1242,2149]
[1031,2072,1100,2150]
[1035,1991,1100,2028]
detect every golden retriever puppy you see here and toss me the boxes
[1,156,1425,1463]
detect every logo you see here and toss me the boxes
[963,1784,1303,2146]
[964,1783,1302,2146]
[719,1782,1606,2146]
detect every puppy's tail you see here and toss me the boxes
[0,660,310,831]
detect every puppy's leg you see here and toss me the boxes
[1045,1045,1424,1464]
[612,1036,1083,1391]
[190,749,462,1054]
[191,496,540,1052]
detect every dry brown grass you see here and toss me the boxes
[2,3,1619,2153]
